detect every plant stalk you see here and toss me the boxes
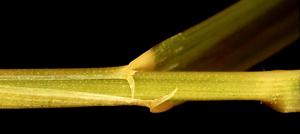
[0,68,299,113]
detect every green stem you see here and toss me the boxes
[0,68,299,113]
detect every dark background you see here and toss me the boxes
[1,0,299,132]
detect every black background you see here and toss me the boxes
[0,0,299,132]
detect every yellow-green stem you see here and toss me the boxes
[0,68,299,113]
